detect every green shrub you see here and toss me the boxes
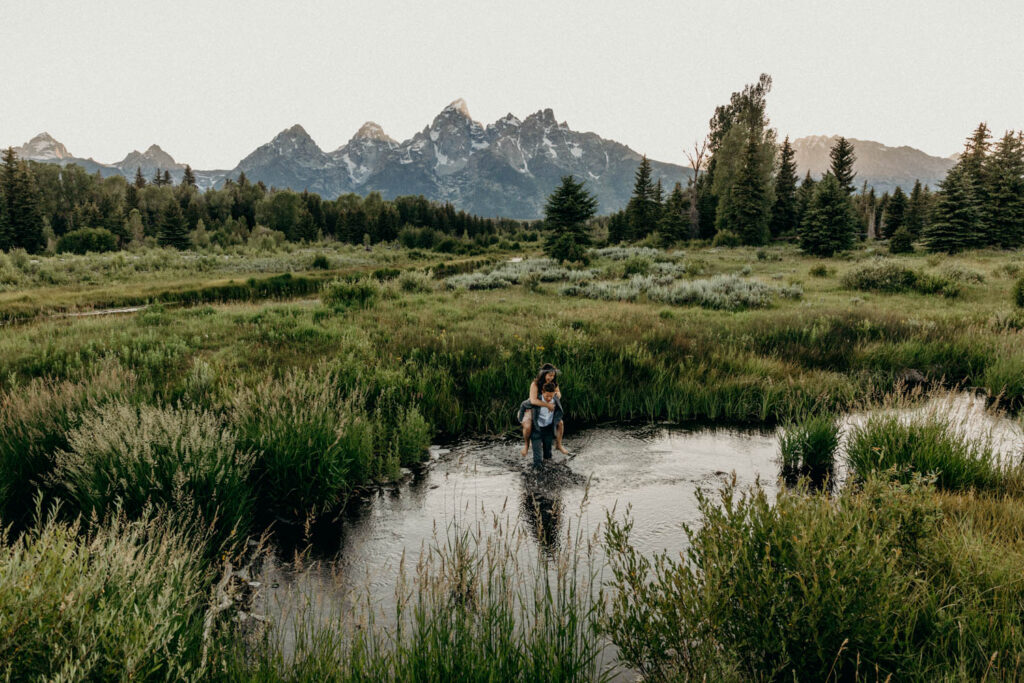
[778,413,839,487]
[397,269,435,293]
[322,277,380,310]
[808,264,830,277]
[372,267,401,281]
[846,415,1018,492]
[310,253,331,270]
[56,227,118,254]
[54,403,255,539]
[711,230,741,248]
[1015,277,1024,308]
[888,227,914,253]
[842,261,960,297]
[0,513,212,681]
[621,256,653,277]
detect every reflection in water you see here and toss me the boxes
[520,462,587,557]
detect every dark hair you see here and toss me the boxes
[534,364,560,390]
[542,382,557,394]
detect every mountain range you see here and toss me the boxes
[10,104,957,218]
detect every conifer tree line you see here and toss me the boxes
[601,75,1024,256]
[0,149,528,254]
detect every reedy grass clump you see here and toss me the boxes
[225,512,609,682]
[845,414,1021,493]
[842,261,961,297]
[0,508,217,681]
[396,269,436,293]
[604,476,1024,681]
[233,370,377,520]
[53,402,255,543]
[778,413,840,488]
[0,363,135,528]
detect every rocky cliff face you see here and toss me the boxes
[13,132,72,161]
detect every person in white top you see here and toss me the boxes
[519,363,568,457]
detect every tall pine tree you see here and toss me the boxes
[657,182,689,246]
[182,164,197,189]
[905,180,927,237]
[829,137,857,195]
[728,133,772,245]
[799,174,857,256]
[158,201,190,250]
[983,130,1024,249]
[923,163,981,253]
[882,186,908,239]
[134,166,147,188]
[543,176,597,263]
[795,171,816,227]
[769,135,799,237]
[1,148,45,253]
[626,156,658,240]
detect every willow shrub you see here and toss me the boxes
[0,511,215,681]
[604,476,1024,681]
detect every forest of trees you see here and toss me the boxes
[603,76,1024,256]
[0,151,530,255]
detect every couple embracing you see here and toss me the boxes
[516,363,569,466]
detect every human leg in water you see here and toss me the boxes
[520,412,532,456]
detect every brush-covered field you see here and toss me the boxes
[3,240,1024,681]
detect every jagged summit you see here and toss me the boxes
[352,121,394,143]
[116,144,183,172]
[444,98,472,118]
[15,132,72,161]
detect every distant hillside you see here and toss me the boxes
[791,135,955,194]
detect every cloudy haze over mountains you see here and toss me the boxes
[11,100,960,218]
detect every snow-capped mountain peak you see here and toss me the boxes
[351,121,395,143]
[444,98,472,119]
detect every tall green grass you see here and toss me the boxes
[604,476,1024,681]
[778,413,840,488]
[0,509,218,681]
[224,513,609,681]
[845,414,1021,493]
[53,402,254,544]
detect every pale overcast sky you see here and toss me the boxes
[2,0,1022,169]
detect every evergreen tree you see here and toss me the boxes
[607,211,629,244]
[727,134,772,245]
[983,130,1024,248]
[769,135,799,237]
[543,176,597,263]
[799,174,857,256]
[962,123,993,243]
[829,137,857,195]
[795,171,816,227]
[152,168,164,186]
[923,163,981,253]
[657,182,689,246]
[626,156,658,240]
[134,166,147,188]
[182,164,197,189]
[1,148,45,253]
[882,186,908,239]
[695,172,717,239]
[905,180,927,237]
[0,178,9,252]
[163,170,172,186]
[158,201,190,249]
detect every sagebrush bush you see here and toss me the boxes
[845,415,1020,493]
[0,511,213,681]
[54,403,255,539]
[563,274,800,311]
[778,413,839,487]
[397,269,435,293]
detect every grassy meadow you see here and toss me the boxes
[2,239,1024,680]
